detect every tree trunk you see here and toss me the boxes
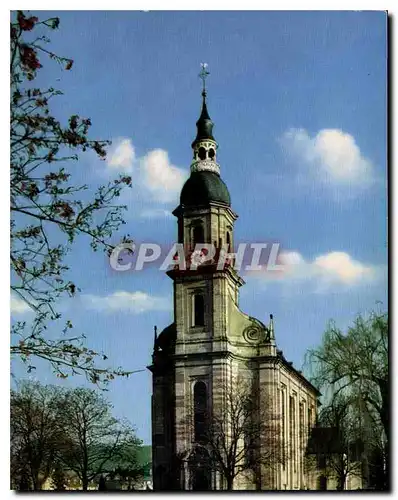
[336,456,346,491]
[82,477,89,491]
[337,472,346,491]
[379,380,389,441]
[32,473,40,491]
[362,453,369,490]
[19,471,30,490]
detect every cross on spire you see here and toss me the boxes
[199,62,210,94]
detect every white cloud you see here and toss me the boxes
[107,138,135,171]
[105,138,187,207]
[140,149,186,203]
[251,250,381,293]
[312,252,373,285]
[82,291,171,314]
[281,128,374,187]
[10,295,33,315]
[279,251,305,267]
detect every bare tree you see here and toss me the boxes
[10,11,135,385]
[306,310,388,490]
[184,376,286,490]
[58,387,138,490]
[306,311,388,438]
[317,394,363,490]
[10,381,64,490]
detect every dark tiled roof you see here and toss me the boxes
[156,322,176,352]
[180,171,231,207]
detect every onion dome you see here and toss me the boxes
[180,171,230,207]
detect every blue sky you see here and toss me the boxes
[11,11,387,444]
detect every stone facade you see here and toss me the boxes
[148,88,349,491]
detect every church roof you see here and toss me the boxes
[180,171,231,207]
[156,322,176,353]
[277,349,321,397]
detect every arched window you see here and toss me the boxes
[244,432,254,467]
[226,231,231,252]
[193,294,205,327]
[194,381,207,443]
[198,147,206,160]
[192,224,204,246]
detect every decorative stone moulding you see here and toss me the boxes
[190,159,220,175]
[193,140,217,151]
[243,322,271,345]
[192,140,218,163]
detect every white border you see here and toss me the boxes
[3,4,393,498]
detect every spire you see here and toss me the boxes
[189,64,220,176]
[192,63,215,146]
[153,325,158,352]
[269,314,275,343]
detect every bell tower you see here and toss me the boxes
[149,65,277,491]
[173,64,243,354]
[177,63,236,260]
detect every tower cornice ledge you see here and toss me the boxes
[190,159,220,175]
[166,264,245,287]
[172,202,238,220]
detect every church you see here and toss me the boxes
[148,72,322,491]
